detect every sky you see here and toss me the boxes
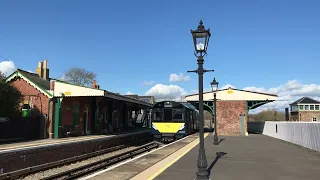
[0,0,320,113]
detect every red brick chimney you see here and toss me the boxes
[91,80,99,89]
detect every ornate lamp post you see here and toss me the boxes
[211,77,219,145]
[188,20,213,180]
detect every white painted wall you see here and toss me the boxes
[186,88,277,101]
[262,121,320,152]
[52,80,104,97]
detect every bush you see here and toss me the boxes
[0,76,23,118]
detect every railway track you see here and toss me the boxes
[42,142,159,180]
[0,138,155,180]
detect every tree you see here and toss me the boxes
[0,71,5,80]
[63,67,96,86]
[248,110,285,121]
[0,74,22,117]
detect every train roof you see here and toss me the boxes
[180,102,198,111]
[153,101,198,111]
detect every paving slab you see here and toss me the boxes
[155,134,320,180]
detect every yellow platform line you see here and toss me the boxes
[130,133,209,180]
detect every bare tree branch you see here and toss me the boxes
[63,67,96,86]
[0,71,6,80]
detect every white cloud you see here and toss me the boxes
[145,84,187,101]
[220,84,236,89]
[126,91,135,95]
[183,80,320,114]
[143,81,155,86]
[0,60,16,77]
[245,80,320,114]
[189,88,212,94]
[169,73,190,83]
[27,70,33,73]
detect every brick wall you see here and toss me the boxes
[216,100,247,135]
[61,97,118,135]
[0,130,152,174]
[10,78,52,137]
[300,111,320,121]
[61,97,93,135]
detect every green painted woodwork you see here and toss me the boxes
[72,103,80,125]
[189,101,215,116]
[53,98,61,139]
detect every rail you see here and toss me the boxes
[0,137,153,180]
[42,142,159,180]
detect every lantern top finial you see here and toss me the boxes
[198,20,205,30]
[211,77,218,85]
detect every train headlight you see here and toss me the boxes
[179,124,185,130]
[152,124,158,130]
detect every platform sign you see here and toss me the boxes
[285,108,289,121]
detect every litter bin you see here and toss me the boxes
[22,104,31,117]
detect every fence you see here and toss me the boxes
[0,117,41,142]
[261,121,320,152]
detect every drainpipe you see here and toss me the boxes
[47,98,54,139]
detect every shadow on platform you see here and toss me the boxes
[207,152,227,175]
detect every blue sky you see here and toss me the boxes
[0,0,320,111]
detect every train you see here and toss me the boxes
[151,101,199,142]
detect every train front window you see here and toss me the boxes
[152,111,163,122]
[164,109,173,121]
[173,109,184,122]
[173,113,183,121]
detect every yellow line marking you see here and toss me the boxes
[148,133,209,180]
[130,133,209,180]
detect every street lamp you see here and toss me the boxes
[188,20,213,180]
[211,77,219,145]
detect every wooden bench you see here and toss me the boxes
[59,125,82,138]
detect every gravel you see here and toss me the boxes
[23,146,139,180]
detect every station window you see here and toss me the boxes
[310,105,315,110]
[313,118,317,122]
[299,105,304,110]
[304,105,309,110]
[315,105,320,110]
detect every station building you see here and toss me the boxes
[289,97,320,122]
[6,60,153,139]
[185,88,278,135]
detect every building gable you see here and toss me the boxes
[6,69,53,98]
[185,88,277,101]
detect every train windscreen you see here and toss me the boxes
[152,107,185,122]
[164,109,172,121]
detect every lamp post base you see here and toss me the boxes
[196,148,210,180]
[195,172,210,180]
[213,134,219,145]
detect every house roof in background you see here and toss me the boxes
[289,97,320,105]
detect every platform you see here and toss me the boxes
[0,128,152,174]
[135,134,320,180]
[0,127,150,152]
